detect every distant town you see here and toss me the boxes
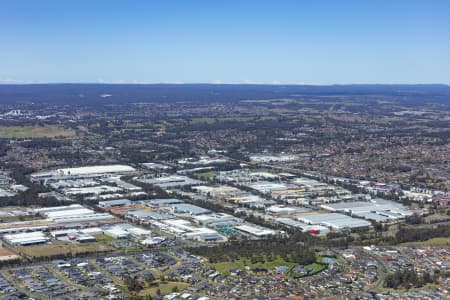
[0,84,448,300]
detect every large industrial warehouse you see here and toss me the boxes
[235,224,278,237]
[169,203,211,215]
[275,217,330,235]
[30,164,136,181]
[3,231,50,246]
[296,213,371,230]
[33,204,115,224]
[57,165,136,176]
[320,199,415,222]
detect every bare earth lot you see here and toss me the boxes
[17,243,113,258]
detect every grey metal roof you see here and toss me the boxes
[171,203,211,215]
[98,199,132,207]
[127,210,174,220]
[143,198,184,206]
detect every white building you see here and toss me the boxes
[104,227,129,239]
[235,224,277,237]
[57,165,136,176]
[3,231,50,246]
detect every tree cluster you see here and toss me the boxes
[384,269,434,289]
[391,225,450,244]
[187,234,316,266]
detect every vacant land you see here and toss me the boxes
[94,233,116,244]
[0,125,75,139]
[0,247,20,262]
[0,248,14,256]
[0,215,43,223]
[400,237,450,246]
[17,243,113,258]
[193,171,216,178]
[138,281,189,297]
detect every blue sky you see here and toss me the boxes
[0,0,449,84]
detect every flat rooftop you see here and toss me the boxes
[297,213,371,229]
[235,224,277,236]
[170,203,211,215]
[320,199,414,218]
[57,164,136,176]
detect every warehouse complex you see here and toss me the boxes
[3,232,50,247]
[29,164,143,202]
[0,161,425,271]
[235,224,278,237]
[30,164,136,181]
[33,204,115,224]
[320,199,414,222]
[274,218,330,235]
[296,213,371,230]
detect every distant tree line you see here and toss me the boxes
[18,138,68,149]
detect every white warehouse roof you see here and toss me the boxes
[3,231,50,246]
[33,204,84,213]
[235,224,277,237]
[296,213,371,230]
[46,208,95,219]
[35,204,115,224]
[57,165,136,176]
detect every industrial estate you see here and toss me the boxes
[0,84,449,299]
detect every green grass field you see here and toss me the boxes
[190,117,217,124]
[138,281,189,297]
[94,233,116,244]
[210,256,298,275]
[305,263,327,274]
[0,125,75,139]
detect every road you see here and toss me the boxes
[360,248,389,292]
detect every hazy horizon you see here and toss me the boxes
[0,82,449,86]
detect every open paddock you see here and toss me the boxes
[0,125,75,139]
[16,242,113,258]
